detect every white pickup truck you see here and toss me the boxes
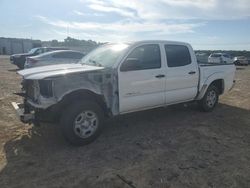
[12,40,236,145]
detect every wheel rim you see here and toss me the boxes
[206,90,217,108]
[73,111,98,138]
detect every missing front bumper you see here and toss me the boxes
[11,102,34,123]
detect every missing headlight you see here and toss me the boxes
[39,80,53,98]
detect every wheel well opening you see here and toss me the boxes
[211,79,224,95]
[54,90,109,120]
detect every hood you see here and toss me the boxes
[18,63,104,80]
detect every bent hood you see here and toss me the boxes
[18,63,104,80]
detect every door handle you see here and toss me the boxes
[188,71,196,75]
[155,74,165,78]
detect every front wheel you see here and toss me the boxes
[60,101,104,146]
[199,85,219,112]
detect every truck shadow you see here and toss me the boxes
[1,103,250,187]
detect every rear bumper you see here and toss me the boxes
[11,102,34,123]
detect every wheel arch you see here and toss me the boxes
[210,79,224,95]
[197,73,225,100]
[50,89,110,122]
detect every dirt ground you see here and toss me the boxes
[0,55,249,188]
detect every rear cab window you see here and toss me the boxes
[164,44,192,67]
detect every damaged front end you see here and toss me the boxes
[11,62,120,125]
[11,102,34,124]
[12,79,56,124]
[12,79,36,124]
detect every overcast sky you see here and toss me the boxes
[0,0,250,50]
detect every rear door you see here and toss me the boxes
[164,44,199,104]
[118,43,166,113]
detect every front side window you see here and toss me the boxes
[120,44,161,71]
[165,45,191,67]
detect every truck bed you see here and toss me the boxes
[198,62,236,94]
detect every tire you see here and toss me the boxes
[199,85,219,112]
[60,101,104,146]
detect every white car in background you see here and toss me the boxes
[208,53,233,64]
[24,50,85,69]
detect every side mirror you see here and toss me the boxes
[120,58,141,72]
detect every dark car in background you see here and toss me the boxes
[10,47,68,69]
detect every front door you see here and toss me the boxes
[118,44,166,113]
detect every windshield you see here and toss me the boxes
[79,44,129,67]
[28,48,39,54]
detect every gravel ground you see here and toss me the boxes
[0,55,250,188]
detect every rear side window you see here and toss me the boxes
[121,44,161,71]
[165,45,191,67]
[52,52,83,59]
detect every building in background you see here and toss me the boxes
[0,37,102,55]
[42,37,101,54]
[0,37,41,55]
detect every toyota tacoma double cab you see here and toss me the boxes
[12,41,236,146]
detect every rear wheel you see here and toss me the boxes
[60,101,104,146]
[199,85,219,112]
